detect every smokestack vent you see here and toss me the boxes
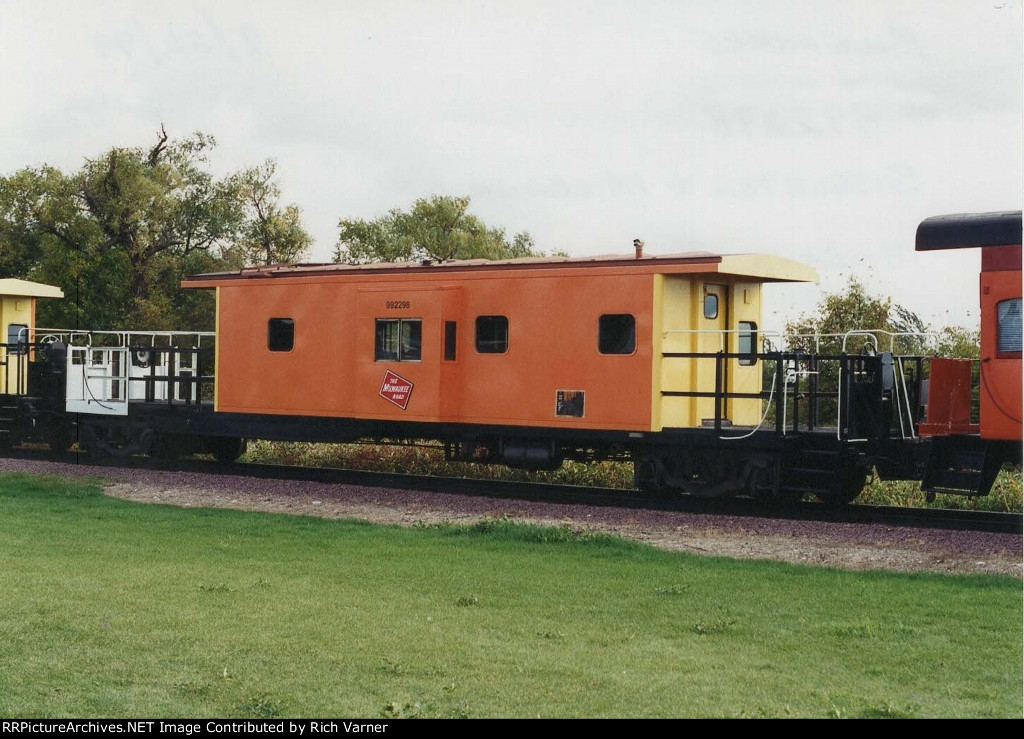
[633,239,644,259]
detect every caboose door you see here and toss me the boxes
[356,286,447,422]
[695,283,729,425]
[979,258,1022,441]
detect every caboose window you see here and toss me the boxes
[738,321,758,366]
[6,323,28,355]
[267,318,294,352]
[475,316,508,353]
[598,314,636,354]
[997,298,1022,353]
[703,294,718,320]
[375,319,422,361]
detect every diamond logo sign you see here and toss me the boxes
[379,370,414,410]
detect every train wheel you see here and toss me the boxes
[205,437,248,463]
[46,418,76,453]
[815,466,868,507]
[776,490,804,506]
[746,462,782,506]
[82,423,137,460]
[634,457,671,498]
[152,433,189,461]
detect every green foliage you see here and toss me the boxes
[335,194,548,264]
[0,127,310,330]
[243,439,636,489]
[221,159,312,269]
[785,276,928,354]
[785,275,981,360]
[934,324,981,360]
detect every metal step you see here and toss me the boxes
[780,463,838,497]
[923,469,984,495]
[922,444,988,496]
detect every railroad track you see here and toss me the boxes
[6,448,1020,535]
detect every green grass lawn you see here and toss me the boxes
[0,472,1020,718]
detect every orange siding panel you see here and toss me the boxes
[213,269,655,432]
[979,266,1023,441]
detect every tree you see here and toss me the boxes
[933,324,980,360]
[78,128,244,324]
[785,276,976,358]
[0,167,71,278]
[0,127,313,330]
[221,159,312,269]
[0,127,240,329]
[785,276,928,355]
[0,162,132,329]
[335,195,545,264]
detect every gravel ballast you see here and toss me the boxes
[2,458,1020,577]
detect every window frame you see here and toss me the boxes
[267,318,294,353]
[375,318,423,362]
[475,315,509,354]
[597,313,637,355]
[737,321,758,366]
[6,323,28,355]
[703,293,719,320]
[996,297,1022,356]
[444,321,457,361]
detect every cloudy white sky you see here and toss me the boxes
[2,0,1021,330]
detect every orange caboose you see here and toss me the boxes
[915,210,1022,498]
[916,211,1022,442]
[184,252,816,439]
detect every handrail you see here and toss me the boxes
[64,340,214,414]
[33,328,216,349]
[787,329,938,355]
[662,328,783,353]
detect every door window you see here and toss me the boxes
[376,319,422,361]
[997,298,1022,353]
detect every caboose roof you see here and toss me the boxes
[915,210,1022,251]
[0,278,64,299]
[184,251,817,287]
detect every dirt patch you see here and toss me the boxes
[103,479,1023,577]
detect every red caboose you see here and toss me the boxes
[915,210,1022,495]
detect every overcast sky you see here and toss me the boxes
[2,0,1021,331]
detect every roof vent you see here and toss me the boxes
[633,239,644,259]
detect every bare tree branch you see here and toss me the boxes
[148,124,168,166]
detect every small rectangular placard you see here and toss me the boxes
[555,390,585,418]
